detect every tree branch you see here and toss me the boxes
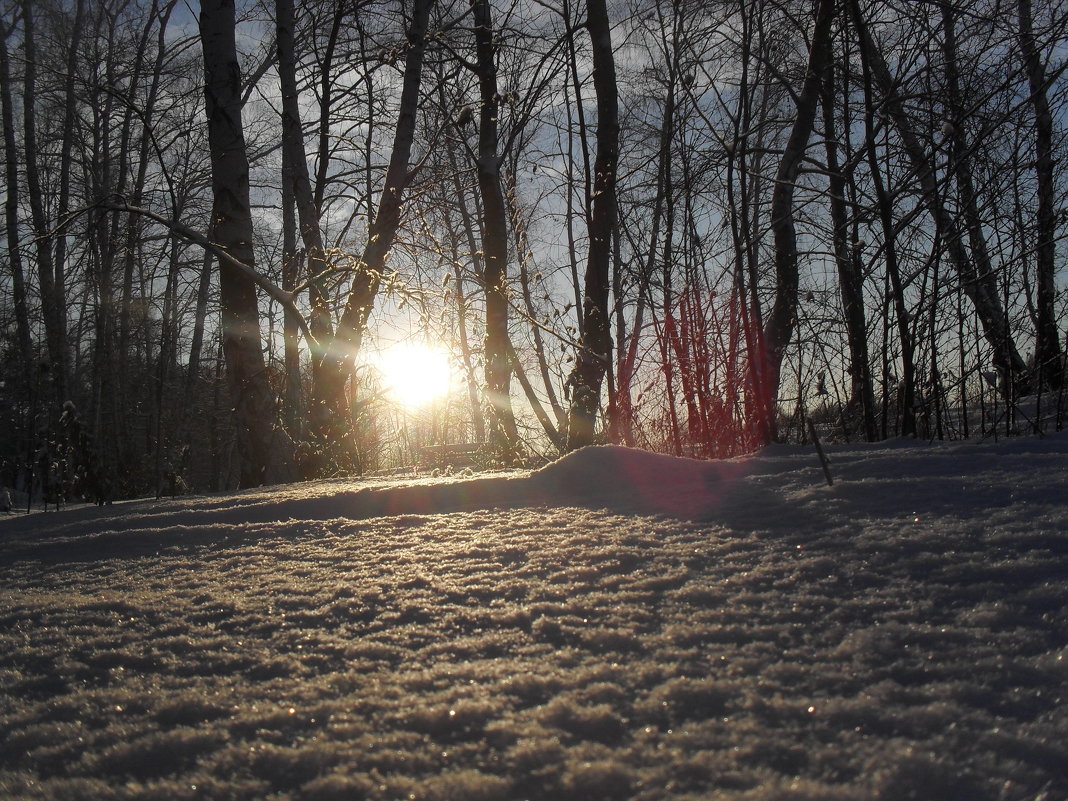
[103,200,318,348]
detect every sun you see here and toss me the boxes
[376,342,452,408]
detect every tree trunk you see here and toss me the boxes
[854,12,915,437]
[562,0,592,331]
[613,224,649,448]
[276,0,335,436]
[471,0,519,457]
[185,246,214,406]
[727,1,771,449]
[0,14,31,377]
[1017,0,1064,390]
[21,0,74,400]
[280,142,303,434]
[313,2,345,215]
[200,0,286,487]
[820,54,877,440]
[442,136,488,445]
[509,342,566,451]
[450,240,486,446]
[762,0,835,443]
[565,0,619,450]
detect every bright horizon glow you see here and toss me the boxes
[376,342,452,409]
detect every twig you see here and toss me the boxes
[806,418,834,487]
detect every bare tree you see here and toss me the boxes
[200,0,288,486]
[565,0,619,449]
[0,7,31,379]
[820,45,877,441]
[20,0,80,401]
[1017,0,1064,390]
[847,0,1030,398]
[762,0,836,443]
[321,0,435,434]
[470,0,520,456]
[275,0,338,460]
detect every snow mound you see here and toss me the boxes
[528,444,757,521]
[330,444,777,525]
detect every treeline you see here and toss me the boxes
[0,0,1065,502]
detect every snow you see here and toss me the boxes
[2,434,1067,800]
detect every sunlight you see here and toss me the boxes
[376,342,452,409]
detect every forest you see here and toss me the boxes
[1,0,1066,501]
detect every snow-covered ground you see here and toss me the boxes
[1,435,1066,800]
